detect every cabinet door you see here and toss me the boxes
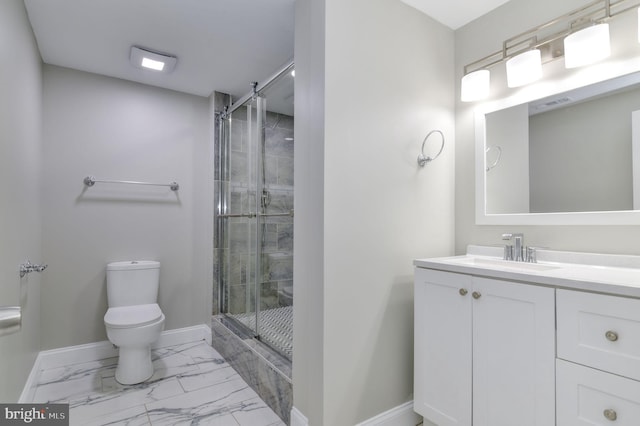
[415,268,473,426]
[557,359,640,426]
[472,277,555,426]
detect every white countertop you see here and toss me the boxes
[414,245,640,298]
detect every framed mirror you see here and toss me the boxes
[475,61,640,225]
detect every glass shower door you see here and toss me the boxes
[222,95,265,337]
[216,63,294,359]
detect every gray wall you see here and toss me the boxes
[41,65,212,349]
[485,103,530,213]
[0,0,43,402]
[529,87,640,212]
[294,0,455,424]
[455,0,640,255]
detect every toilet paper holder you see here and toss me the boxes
[0,306,21,337]
[0,260,45,337]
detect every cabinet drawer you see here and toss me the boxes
[557,289,640,381]
[557,359,640,426]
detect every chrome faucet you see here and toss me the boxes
[502,233,524,262]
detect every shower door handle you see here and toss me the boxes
[218,212,257,219]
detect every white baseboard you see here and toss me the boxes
[355,401,422,426]
[290,407,309,426]
[291,402,421,426]
[18,353,43,403]
[19,324,211,402]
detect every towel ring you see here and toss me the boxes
[485,145,502,171]
[417,130,445,167]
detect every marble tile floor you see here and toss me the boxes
[30,340,285,426]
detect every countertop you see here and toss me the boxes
[414,245,640,298]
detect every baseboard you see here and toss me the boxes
[291,402,421,426]
[355,401,422,426]
[290,407,309,426]
[155,323,212,348]
[18,353,43,403]
[19,323,211,402]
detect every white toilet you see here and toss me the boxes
[104,260,165,385]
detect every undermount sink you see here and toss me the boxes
[445,256,562,272]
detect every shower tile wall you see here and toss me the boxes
[214,96,294,317]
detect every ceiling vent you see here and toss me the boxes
[130,46,177,73]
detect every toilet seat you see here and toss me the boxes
[104,303,163,329]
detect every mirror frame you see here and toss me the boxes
[475,57,640,225]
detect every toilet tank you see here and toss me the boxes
[106,261,160,307]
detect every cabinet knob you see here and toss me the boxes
[605,331,619,342]
[603,408,617,421]
[459,288,468,296]
[472,291,481,299]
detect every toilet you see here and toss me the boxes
[104,260,165,385]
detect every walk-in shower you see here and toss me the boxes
[214,62,294,362]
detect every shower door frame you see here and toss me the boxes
[215,61,294,356]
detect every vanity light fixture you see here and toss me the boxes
[461,69,490,102]
[506,49,543,88]
[130,46,177,73]
[564,23,611,68]
[460,0,636,102]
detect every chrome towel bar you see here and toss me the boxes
[217,210,294,219]
[84,176,179,191]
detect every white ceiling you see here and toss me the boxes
[400,0,512,29]
[23,0,505,114]
[23,0,295,100]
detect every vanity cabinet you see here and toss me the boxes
[556,290,640,425]
[414,268,555,426]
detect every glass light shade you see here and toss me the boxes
[461,69,490,102]
[506,49,542,88]
[564,23,610,68]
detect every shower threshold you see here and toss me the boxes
[229,305,293,360]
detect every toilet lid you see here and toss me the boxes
[104,303,163,329]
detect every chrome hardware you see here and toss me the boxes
[459,288,468,296]
[525,246,537,263]
[603,408,617,421]
[19,260,48,278]
[504,245,514,261]
[0,306,21,337]
[83,176,179,191]
[502,233,524,261]
[605,330,619,342]
[417,130,445,167]
[217,209,294,219]
[472,291,482,299]
[261,189,272,209]
[485,145,502,172]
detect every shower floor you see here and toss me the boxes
[230,306,293,359]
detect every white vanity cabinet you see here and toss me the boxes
[414,267,556,426]
[556,290,640,425]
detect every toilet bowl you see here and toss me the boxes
[104,261,165,385]
[105,303,165,384]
